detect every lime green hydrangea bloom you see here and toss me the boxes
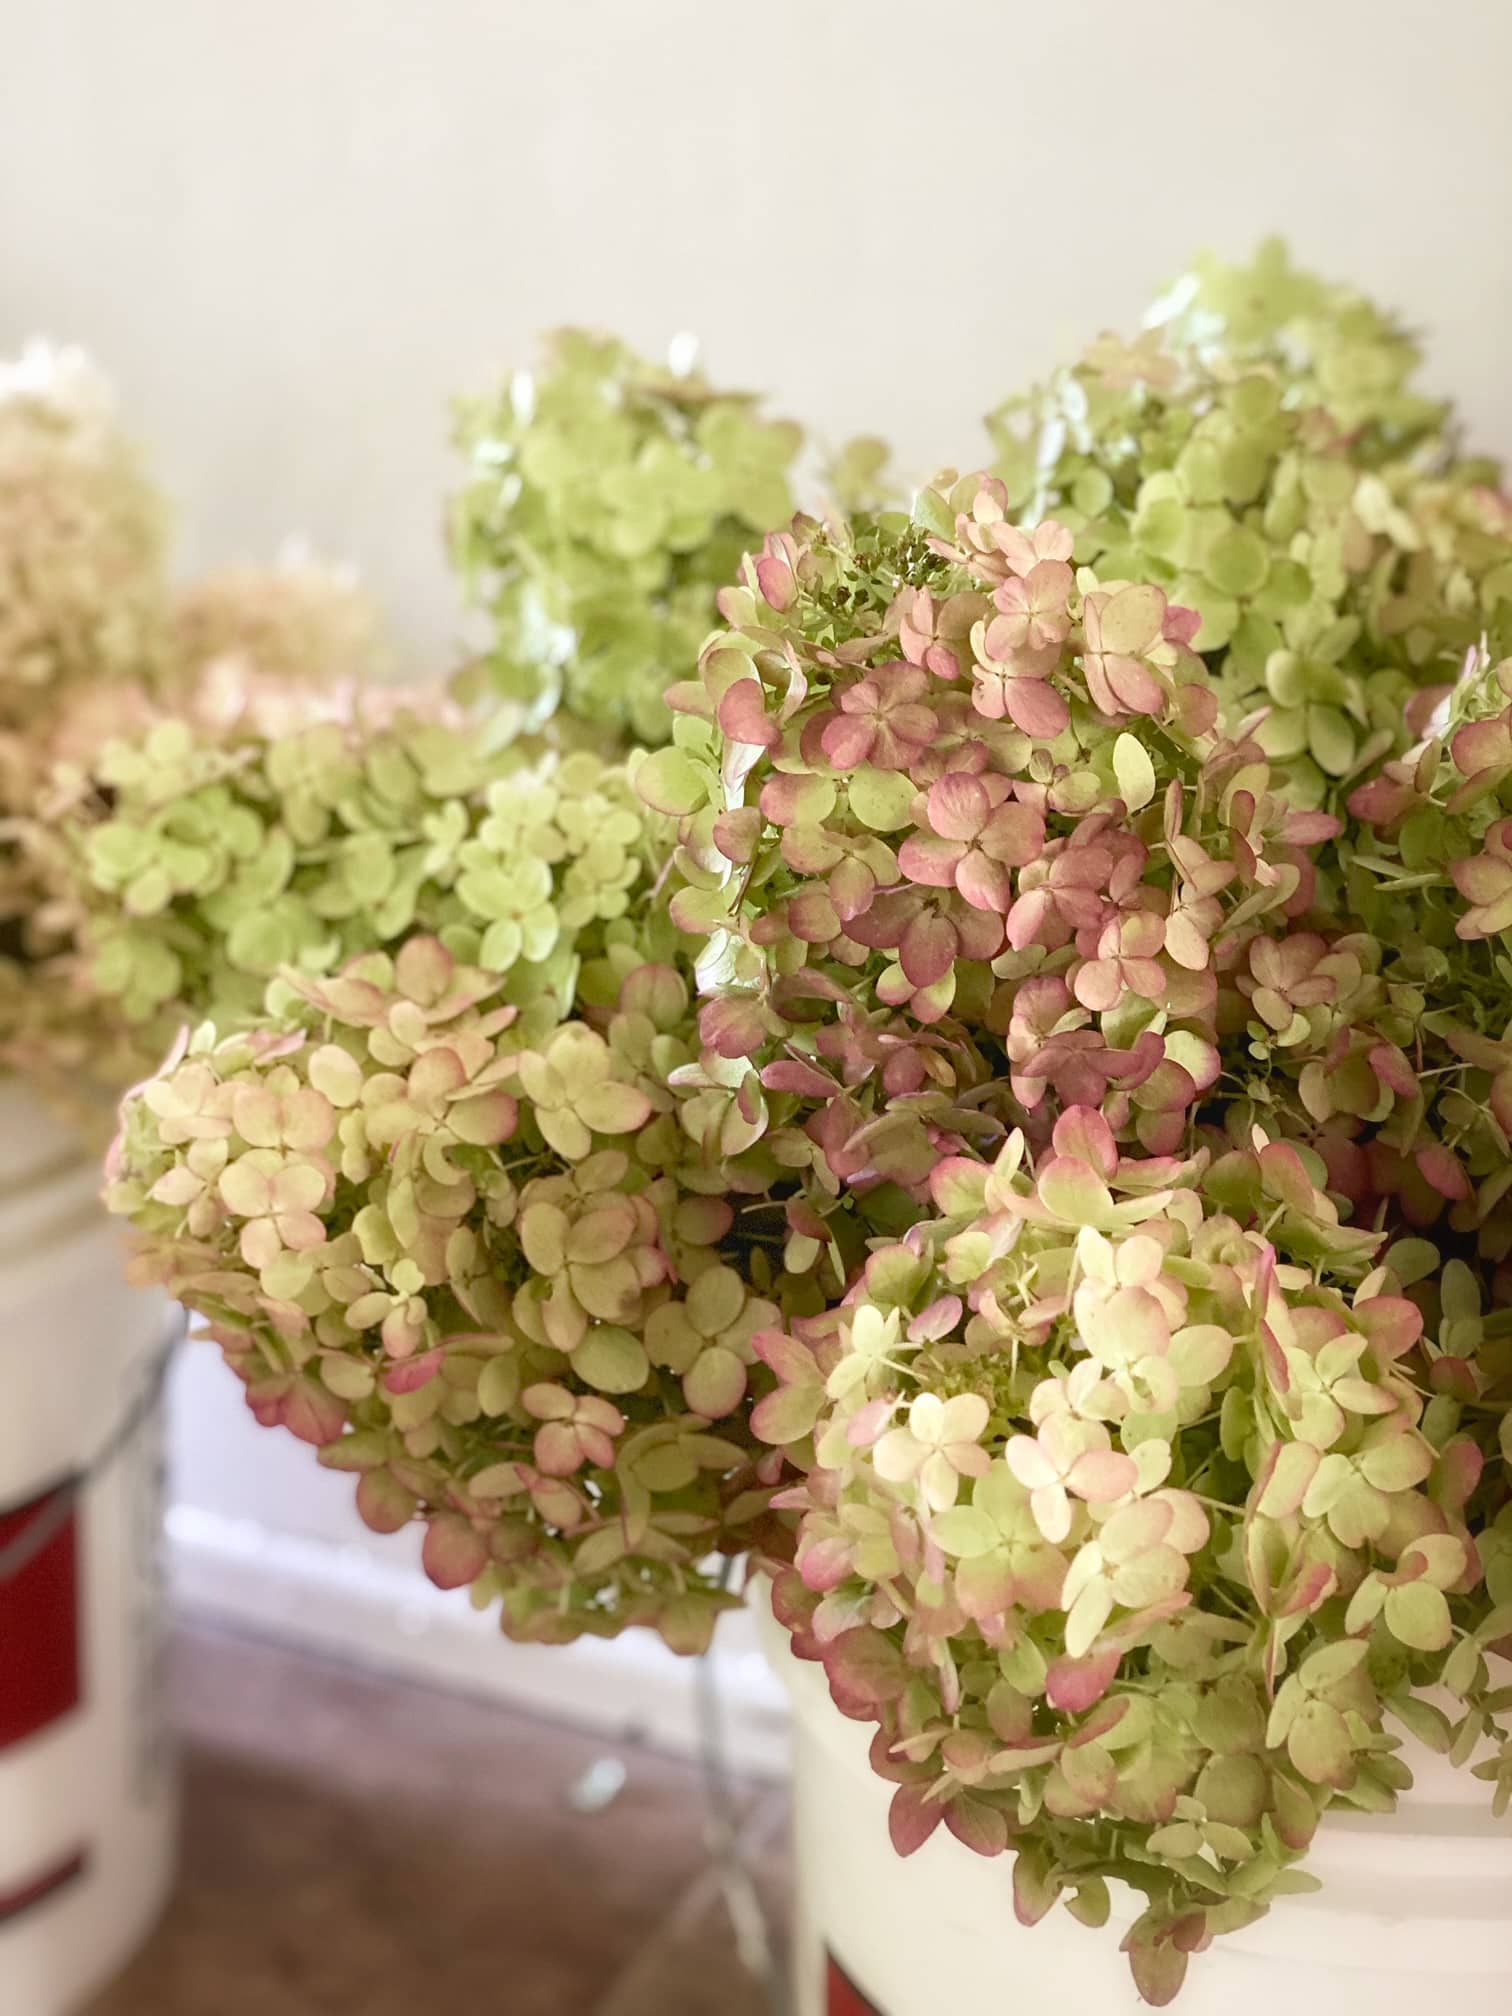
[450,329,804,747]
[69,706,660,1056]
[990,241,1512,803]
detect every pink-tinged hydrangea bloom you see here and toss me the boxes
[1080,584,1171,717]
[986,557,1074,658]
[104,258,1512,2006]
[1004,1414,1139,1543]
[820,664,937,771]
[217,1151,332,1270]
[1451,817,1512,938]
[522,1384,625,1476]
[873,1391,991,1512]
[898,774,1045,914]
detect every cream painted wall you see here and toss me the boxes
[2,0,1509,673]
[3,0,1508,1568]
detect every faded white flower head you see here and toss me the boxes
[0,337,170,719]
[174,539,389,696]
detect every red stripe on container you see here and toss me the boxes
[0,1847,88,1925]
[0,1482,82,1749]
[828,1953,886,2016]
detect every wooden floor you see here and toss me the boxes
[85,1625,789,2016]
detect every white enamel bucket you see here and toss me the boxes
[0,1083,176,2015]
[759,1589,1512,2015]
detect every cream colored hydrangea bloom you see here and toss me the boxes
[0,340,171,728]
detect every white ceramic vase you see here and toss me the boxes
[758,1590,1512,2016]
[0,1083,177,2016]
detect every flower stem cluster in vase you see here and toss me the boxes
[102,246,1512,2002]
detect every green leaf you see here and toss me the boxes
[1065,1876,1110,1929]
[1358,1434,1433,1493]
[1301,1638,1370,1691]
[1219,1385,1250,1462]
[1441,1634,1483,1698]
[912,487,955,539]
[1476,1603,1512,1645]
[1384,1237,1441,1288]
[686,1264,745,1337]
[1439,1257,1484,1321]
[1147,1821,1204,1860]
[1390,1693,1453,1753]
[1307,704,1356,778]
[1288,1699,1353,1786]
[683,1344,746,1418]
[750,1382,824,1446]
[632,1444,699,1493]
[519,1202,568,1275]
[320,1355,375,1402]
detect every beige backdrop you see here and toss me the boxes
[2,0,1508,673]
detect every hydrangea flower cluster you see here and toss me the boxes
[174,542,389,703]
[0,341,172,732]
[0,344,176,1087]
[647,470,1512,1995]
[0,339,391,1096]
[105,251,1512,2001]
[104,779,803,1650]
[991,240,1512,804]
[763,1129,1510,2003]
[64,707,638,1047]
[450,328,803,746]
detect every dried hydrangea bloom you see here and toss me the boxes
[758,1111,1505,2001]
[0,348,406,1104]
[107,260,1512,2001]
[187,669,455,744]
[647,477,1512,1993]
[450,328,804,746]
[661,473,1512,1265]
[0,340,171,729]
[66,702,649,1045]
[0,341,172,1089]
[106,909,791,1649]
[174,543,390,698]
[989,244,1512,804]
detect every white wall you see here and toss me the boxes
[2,1,1509,671]
[4,1,1509,1680]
